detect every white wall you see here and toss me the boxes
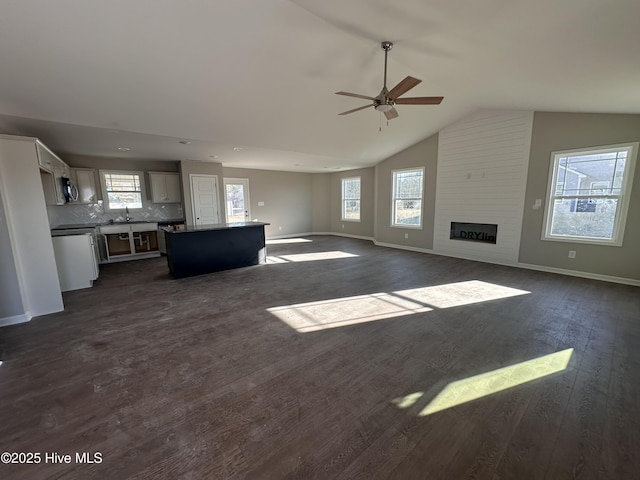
[0,136,63,321]
[223,167,313,238]
[433,110,533,264]
[0,182,24,322]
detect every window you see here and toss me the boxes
[100,170,144,211]
[392,168,424,228]
[341,177,361,221]
[542,142,637,246]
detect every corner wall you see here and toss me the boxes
[311,173,331,233]
[329,167,375,238]
[374,133,438,249]
[520,112,640,280]
[0,182,24,321]
[0,136,63,319]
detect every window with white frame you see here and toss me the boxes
[341,176,361,221]
[100,170,144,211]
[542,142,637,246]
[391,167,424,228]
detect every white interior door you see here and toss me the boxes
[223,178,251,223]
[190,174,220,226]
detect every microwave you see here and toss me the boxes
[60,176,78,203]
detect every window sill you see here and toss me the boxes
[391,224,423,230]
[541,235,622,247]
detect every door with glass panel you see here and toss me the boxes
[224,178,251,223]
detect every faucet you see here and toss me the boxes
[125,206,131,222]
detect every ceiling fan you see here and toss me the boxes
[336,41,443,120]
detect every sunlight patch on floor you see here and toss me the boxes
[392,348,573,416]
[266,238,313,245]
[267,293,433,332]
[394,280,530,309]
[267,251,358,263]
[268,280,530,332]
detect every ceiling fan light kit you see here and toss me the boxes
[375,104,393,112]
[336,41,443,120]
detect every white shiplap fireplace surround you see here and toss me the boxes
[433,110,534,265]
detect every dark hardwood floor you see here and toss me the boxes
[1,235,639,479]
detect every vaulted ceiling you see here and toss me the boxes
[1,0,638,172]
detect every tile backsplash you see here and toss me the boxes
[48,201,184,227]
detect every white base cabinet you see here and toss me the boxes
[52,233,98,292]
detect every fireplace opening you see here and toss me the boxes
[450,222,497,244]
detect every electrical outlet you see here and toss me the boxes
[568,250,576,259]
[278,226,282,231]
[404,233,409,239]
[342,224,344,229]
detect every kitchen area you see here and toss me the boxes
[0,134,187,326]
[45,147,186,288]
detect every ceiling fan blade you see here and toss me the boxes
[339,104,374,115]
[384,107,399,120]
[335,91,375,101]
[395,96,444,105]
[387,76,422,100]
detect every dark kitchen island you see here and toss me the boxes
[164,222,269,278]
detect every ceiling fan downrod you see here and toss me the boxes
[381,41,393,92]
[375,41,394,111]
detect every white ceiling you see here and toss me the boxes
[0,0,639,172]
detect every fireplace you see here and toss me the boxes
[450,222,497,244]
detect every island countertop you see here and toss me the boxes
[164,221,270,233]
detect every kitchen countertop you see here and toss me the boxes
[165,221,270,233]
[51,229,95,236]
[51,219,185,230]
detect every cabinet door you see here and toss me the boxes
[36,143,55,172]
[149,173,167,203]
[164,173,182,202]
[37,143,69,204]
[72,168,97,203]
[150,172,181,203]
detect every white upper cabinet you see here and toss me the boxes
[36,142,68,205]
[149,172,181,203]
[70,168,98,204]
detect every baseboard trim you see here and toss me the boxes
[266,233,639,287]
[266,232,375,242]
[328,232,375,242]
[266,232,314,240]
[516,262,640,287]
[374,241,434,255]
[0,313,31,328]
[376,241,639,286]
